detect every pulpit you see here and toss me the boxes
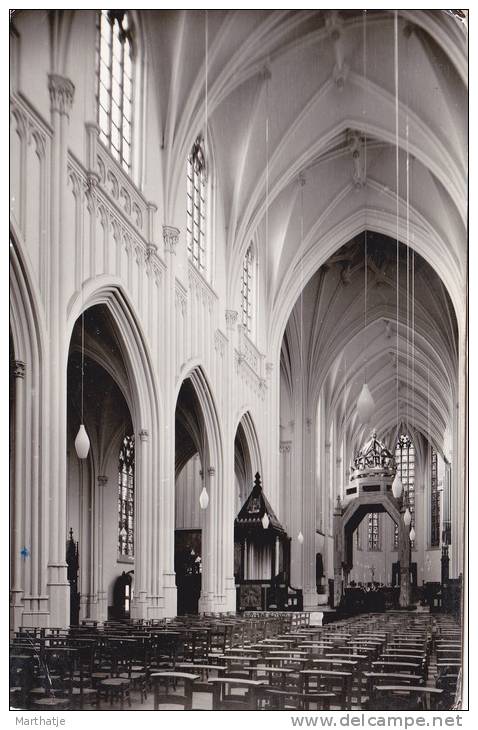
[234,473,302,611]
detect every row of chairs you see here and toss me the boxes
[10,610,461,711]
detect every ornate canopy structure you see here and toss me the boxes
[350,431,396,483]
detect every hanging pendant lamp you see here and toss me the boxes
[262,512,270,530]
[199,485,209,510]
[357,382,375,424]
[297,531,304,544]
[75,424,90,460]
[392,472,403,499]
[409,526,416,542]
[403,507,412,527]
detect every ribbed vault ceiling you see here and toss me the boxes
[142,9,466,344]
[280,232,458,457]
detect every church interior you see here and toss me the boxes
[10,9,467,712]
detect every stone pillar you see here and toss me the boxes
[162,225,180,616]
[91,475,108,621]
[128,429,148,619]
[333,496,344,608]
[199,467,216,613]
[398,500,411,607]
[78,460,91,619]
[303,416,318,608]
[441,545,450,586]
[10,360,25,631]
[47,74,75,628]
[224,310,239,612]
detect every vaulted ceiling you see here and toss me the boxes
[142,9,467,352]
[280,232,459,456]
[139,10,466,457]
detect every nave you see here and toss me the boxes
[10,8,467,712]
[10,610,461,712]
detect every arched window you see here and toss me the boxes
[368,512,380,551]
[96,10,134,174]
[394,434,415,548]
[187,137,206,273]
[241,243,255,335]
[118,434,134,557]
[430,447,440,547]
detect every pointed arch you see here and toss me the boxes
[67,278,163,437]
[234,409,263,481]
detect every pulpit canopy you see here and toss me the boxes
[235,472,286,539]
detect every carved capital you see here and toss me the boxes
[139,429,149,442]
[12,360,25,379]
[214,329,227,357]
[207,467,216,478]
[48,74,75,117]
[163,225,180,254]
[86,172,100,191]
[97,475,108,487]
[280,441,292,454]
[146,243,158,260]
[225,310,238,330]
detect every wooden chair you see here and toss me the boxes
[151,671,200,710]
[368,685,443,711]
[208,677,265,710]
[301,669,353,710]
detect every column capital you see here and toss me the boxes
[162,225,180,254]
[48,74,75,117]
[207,467,216,477]
[12,360,25,379]
[225,310,238,330]
[280,441,291,454]
[139,429,149,442]
[97,475,108,487]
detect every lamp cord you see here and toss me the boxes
[394,11,400,436]
[81,311,84,423]
[363,10,367,383]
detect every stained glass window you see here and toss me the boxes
[118,434,134,557]
[241,244,254,334]
[394,434,415,548]
[368,512,380,551]
[430,448,440,547]
[96,11,134,174]
[187,137,206,272]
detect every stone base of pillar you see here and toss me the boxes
[79,595,90,620]
[20,596,50,629]
[162,574,178,618]
[333,575,343,609]
[89,593,108,622]
[10,590,24,634]
[198,592,217,614]
[130,591,148,620]
[47,583,70,628]
[303,589,319,609]
[225,582,237,613]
